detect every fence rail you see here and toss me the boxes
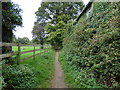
[0,52,18,59]
[20,50,49,61]
[0,42,49,47]
[0,42,51,64]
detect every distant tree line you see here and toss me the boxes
[12,35,31,44]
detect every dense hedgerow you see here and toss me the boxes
[60,52,106,88]
[61,2,120,88]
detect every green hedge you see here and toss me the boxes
[62,2,120,88]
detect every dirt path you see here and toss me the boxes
[51,50,68,88]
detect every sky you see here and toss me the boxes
[12,0,90,40]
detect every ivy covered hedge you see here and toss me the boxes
[61,2,120,88]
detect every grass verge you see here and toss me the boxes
[59,51,105,88]
[20,49,55,88]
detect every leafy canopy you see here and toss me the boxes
[35,2,84,49]
[2,2,22,53]
[35,2,83,25]
[2,2,22,31]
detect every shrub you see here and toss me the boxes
[62,2,120,88]
[0,76,6,89]
[0,60,6,89]
[2,64,35,88]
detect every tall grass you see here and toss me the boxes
[20,49,55,88]
[11,46,55,88]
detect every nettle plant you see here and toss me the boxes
[0,61,6,89]
[2,64,36,88]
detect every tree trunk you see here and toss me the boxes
[40,38,44,49]
[2,26,13,63]
[2,26,12,54]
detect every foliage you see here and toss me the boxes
[32,24,45,48]
[15,37,30,44]
[59,53,106,88]
[20,49,55,88]
[35,2,84,25]
[35,2,84,49]
[2,46,52,89]
[45,14,73,50]
[2,2,22,53]
[2,2,22,42]
[2,64,35,88]
[0,76,6,89]
[2,2,22,31]
[61,2,120,88]
[12,34,17,43]
[0,61,6,89]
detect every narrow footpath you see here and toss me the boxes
[51,50,68,88]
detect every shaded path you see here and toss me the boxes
[51,50,68,88]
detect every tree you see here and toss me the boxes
[45,14,73,49]
[22,37,30,44]
[2,2,22,53]
[16,37,30,44]
[35,2,84,25]
[35,2,84,49]
[32,24,45,49]
[12,34,17,43]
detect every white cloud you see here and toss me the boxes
[12,0,42,40]
[83,0,90,5]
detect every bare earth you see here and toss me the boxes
[51,50,68,88]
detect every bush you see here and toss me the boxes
[60,54,105,88]
[62,2,120,88]
[0,76,6,89]
[2,64,35,88]
[0,60,6,89]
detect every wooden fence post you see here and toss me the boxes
[17,43,20,65]
[33,45,35,60]
[40,45,41,55]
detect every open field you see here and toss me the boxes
[12,46,50,61]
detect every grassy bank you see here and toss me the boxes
[2,46,55,88]
[20,49,55,88]
[59,51,105,88]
